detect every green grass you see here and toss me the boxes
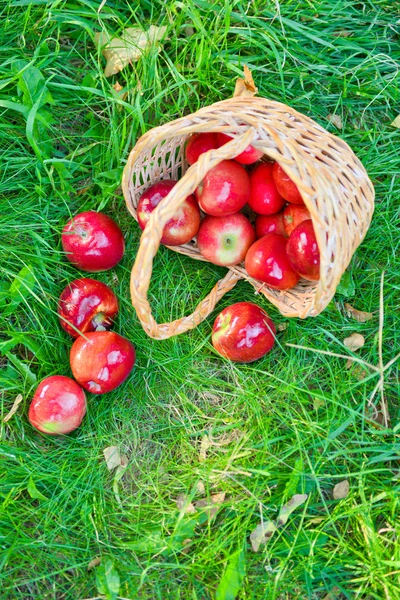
[1,0,399,598]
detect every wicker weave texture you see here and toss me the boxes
[122,94,374,339]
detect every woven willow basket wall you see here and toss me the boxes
[122,70,375,340]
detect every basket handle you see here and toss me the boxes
[130,128,257,339]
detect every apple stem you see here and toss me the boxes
[92,313,112,331]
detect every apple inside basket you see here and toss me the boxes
[122,76,374,340]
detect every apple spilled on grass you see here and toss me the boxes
[62,211,125,272]
[28,375,87,435]
[212,302,276,363]
[58,277,119,338]
[70,331,136,395]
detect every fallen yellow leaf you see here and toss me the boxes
[176,494,196,514]
[103,445,121,470]
[3,394,23,423]
[87,557,101,571]
[233,65,258,98]
[326,114,343,129]
[333,480,350,500]
[95,25,167,77]
[194,492,226,520]
[390,115,400,128]
[199,434,211,462]
[343,332,365,351]
[344,303,373,323]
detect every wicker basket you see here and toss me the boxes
[122,68,375,339]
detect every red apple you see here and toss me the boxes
[286,219,320,281]
[216,133,263,165]
[28,375,86,435]
[137,180,200,246]
[197,213,256,266]
[245,233,300,290]
[283,204,311,236]
[212,301,276,363]
[58,278,119,338]
[70,331,135,394]
[185,132,219,165]
[255,212,287,239]
[248,162,285,215]
[272,163,304,205]
[194,160,250,217]
[62,211,125,272]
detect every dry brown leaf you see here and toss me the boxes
[184,26,195,37]
[76,185,92,196]
[199,434,211,462]
[194,491,226,519]
[333,30,353,37]
[210,492,226,504]
[313,397,325,411]
[181,538,193,554]
[202,392,220,402]
[277,494,308,525]
[233,65,258,98]
[3,394,23,423]
[344,303,373,323]
[343,333,365,351]
[87,557,101,571]
[176,494,196,515]
[309,517,325,524]
[103,446,121,470]
[277,322,288,332]
[322,587,341,600]
[391,115,400,128]
[250,521,277,552]
[196,481,205,495]
[112,81,128,102]
[333,480,350,500]
[250,494,308,552]
[326,114,343,129]
[95,25,167,77]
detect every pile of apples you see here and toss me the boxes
[137,131,320,286]
[26,130,321,437]
[135,131,321,363]
[28,211,135,436]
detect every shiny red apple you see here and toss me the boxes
[58,278,119,338]
[255,212,287,239]
[194,160,250,217]
[62,211,125,272]
[197,213,256,266]
[185,132,219,165]
[216,132,264,165]
[137,180,200,246]
[28,375,87,435]
[248,162,285,215]
[283,204,311,236]
[70,331,135,394]
[212,301,276,363]
[272,163,304,205]
[286,219,320,281]
[245,233,300,290]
